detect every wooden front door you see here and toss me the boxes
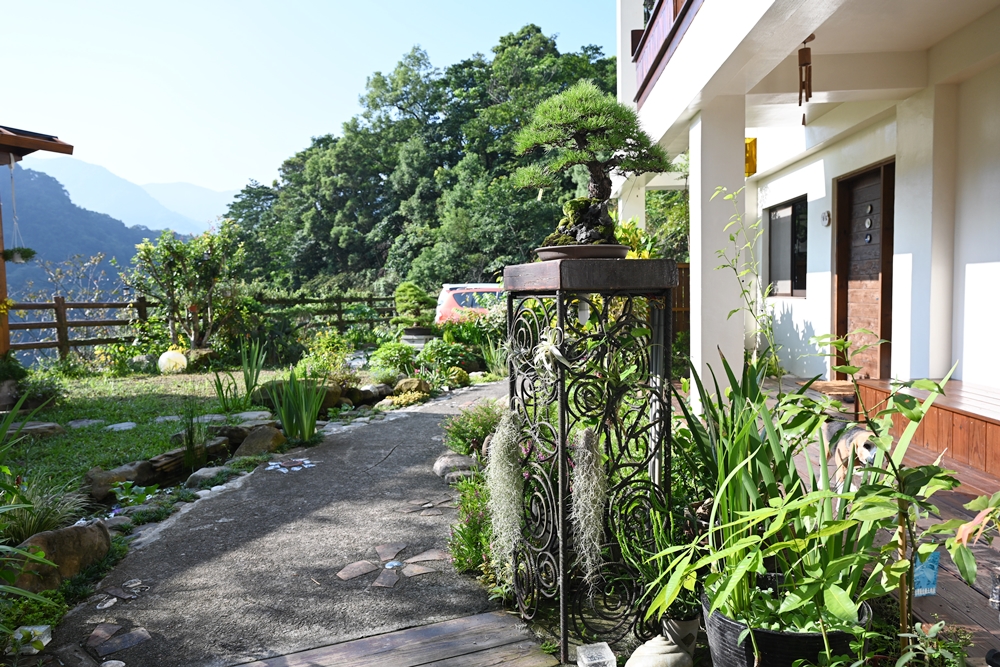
[834,161,894,380]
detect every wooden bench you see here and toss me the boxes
[857,379,1000,478]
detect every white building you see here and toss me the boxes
[617,0,1000,388]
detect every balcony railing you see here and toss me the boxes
[632,0,703,107]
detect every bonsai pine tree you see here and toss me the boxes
[513,80,671,246]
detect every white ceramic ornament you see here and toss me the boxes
[623,635,693,667]
[158,350,188,374]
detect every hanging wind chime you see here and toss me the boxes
[798,34,816,126]
[4,155,35,264]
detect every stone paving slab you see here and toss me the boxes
[48,382,507,667]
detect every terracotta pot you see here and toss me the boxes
[534,244,629,260]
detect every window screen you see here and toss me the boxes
[769,197,808,297]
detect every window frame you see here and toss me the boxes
[767,195,809,298]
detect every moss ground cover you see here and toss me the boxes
[10,370,282,488]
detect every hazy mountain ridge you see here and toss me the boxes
[20,156,210,235]
[141,182,238,225]
[0,166,158,298]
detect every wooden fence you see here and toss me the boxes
[7,295,397,359]
[673,262,690,340]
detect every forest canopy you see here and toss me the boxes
[225,25,617,294]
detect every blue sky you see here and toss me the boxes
[4,1,615,192]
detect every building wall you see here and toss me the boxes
[753,117,897,378]
[953,61,1000,388]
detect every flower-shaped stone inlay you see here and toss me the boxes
[335,543,451,589]
[396,494,458,515]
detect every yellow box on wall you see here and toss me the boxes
[745,137,757,177]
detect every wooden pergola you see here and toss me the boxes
[0,126,74,355]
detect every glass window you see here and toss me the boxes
[769,197,808,297]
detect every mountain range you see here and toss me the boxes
[20,156,238,236]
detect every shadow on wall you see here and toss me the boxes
[772,304,828,379]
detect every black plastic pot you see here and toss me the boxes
[703,596,870,667]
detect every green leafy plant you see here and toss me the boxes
[442,400,504,456]
[416,338,476,372]
[896,621,971,667]
[213,339,267,412]
[368,342,417,378]
[227,454,271,473]
[181,400,207,472]
[15,371,63,407]
[1,589,67,630]
[274,368,326,443]
[296,330,357,388]
[446,366,470,387]
[0,354,28,385]
[390,390,429,407]
[0,475,89,545]
[111,480,159,508]
[448,474,492,573]
[480,336,509,378]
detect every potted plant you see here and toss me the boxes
[512,80,672,260]
[391,281,437,336]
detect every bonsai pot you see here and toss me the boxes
[703,596,870,667]
[535,244,629,261]
[402,326,434,336]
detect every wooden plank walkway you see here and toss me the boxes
[236,612,559,667]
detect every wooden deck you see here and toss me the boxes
[237,612,559,667]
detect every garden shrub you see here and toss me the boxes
[0,353,28,384]
[296,329,357,388]
[416,338,476,372]
[448,474,492,574]
[1,589,68,630]
[369,342,416,377]
[370,365,400,386]
[391,391,430,407]
[0,474,89,545]
[391,281,436,328]
[16,371,64,407]
[442,400,504,456]
[447,366,470,387]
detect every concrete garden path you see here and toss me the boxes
[49,382,525,667]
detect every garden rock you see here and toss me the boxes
[67,419,106,429]
[14,421,67,438]
[184,348,218,370]
[433,453,476,477]
[375,398,393,410]
[394,378,432,394]
[444,470,475,485]
[86,461,156,502]
[105,422,137,432]
[338,398,354,408]
[238,419,278,430]
[235,410,271,421]
[185,466,229,488]
[233,425,286,457]
[320,384,343,411]
[15,522,111,593]
[102,516,133,530]
[154,415,180,423]
[129,353,157,372]
[194,414,226,424]
[121,503,155,516]
[361,383,394,400]
[208,424,250,445]
[0,379,17,410]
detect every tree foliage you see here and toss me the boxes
[225,25,617,292]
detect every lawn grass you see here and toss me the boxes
[10,370,283,489]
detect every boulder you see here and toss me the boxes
[344,387,363,406]
[15,522,111,593]
[208,424,250,446]
[361,383,394,400]
[233,426,286,457]
[185,466,229,488]
[102,515,133,530]
[320,384,343,412]
[445,470,476,485]
[433,453,476,477]
[395,378,431,394]
[235,410,272,421]
[375,398,394,410]
[86,461,156,502]
[14,422,67,438]
[338,398,354,409]
[184,348,218,371]
[0,378,17,410]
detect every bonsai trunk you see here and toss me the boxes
[587,167,612,201]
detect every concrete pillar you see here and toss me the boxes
[617,0,643,107]
[617,176,646,228]
[893,84,957,380]
[689,96,747,386]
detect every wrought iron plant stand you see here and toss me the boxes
[503,258,678,663]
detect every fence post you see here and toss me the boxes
[136,296,149,323]
[53,296,70,360]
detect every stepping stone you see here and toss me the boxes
[405,548,451,563]
[13,421,66,438]
[235,410,271,421]
[104,422,137,432]
[95,627,151,657]
[86,623,121,647]
[194,414,227,424]
[402,564,435,578]
[336,560,378,580]
[154,415,181,423]
[375,543,407,561]
[420,508,443,516]
[68,419,105,429]
[372,569,399,588]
